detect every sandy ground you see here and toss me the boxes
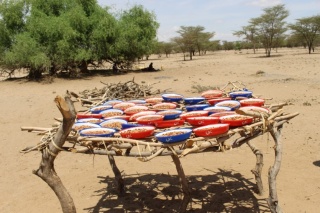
[1,48,320,213]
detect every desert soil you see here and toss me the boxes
[1,48,319,213]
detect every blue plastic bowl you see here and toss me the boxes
[229,90,253,99]
[155,129,192,143]
[100,119,128,131]
[184,97,205,105]
[203,106,232,115]
[185,104,210,112]
[79,127,116,137]
[215,100,241,111]
[103,100,123,106]
[162,93,184,102]
[121,123,144,129]
[156,110,183,120]
[90,105,113,114]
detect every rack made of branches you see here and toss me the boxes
[21,91,298,213]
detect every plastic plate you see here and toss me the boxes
[136,114,164,125]
[185,104,210,111]
[79,127,116,137]
[90,105,113,114]
[201,90,224,99]
[156,110,182,120]
[113,102,136,111]
[220,114,254,127]
[99,119,128,131]
[154,119,185,128]
[180,111,209,120]
[162,93,184,102]
[152,103,177,111]
[229,90,253,99]
[193,124,229,137]
[155,129,192,143]
[99,109,124,118]
[129,111,156,121]
[239,98,265,107]
[119,126,155,139]
[215,100,241,111]
[207,97,231,105]
[186,116,219,126]
[72,123,100,131]
[184,97,205,105]
[124,105,149,115]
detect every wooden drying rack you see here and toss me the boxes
[21,85,298,213]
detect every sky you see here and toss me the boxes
[97,0,320,42]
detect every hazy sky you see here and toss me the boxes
[97,0,320,41]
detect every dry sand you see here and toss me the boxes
[1,47,320,212]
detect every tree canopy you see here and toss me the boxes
[0,0,159,79]
[288,15,320,54]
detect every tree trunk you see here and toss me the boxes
[28,68,42,79]
[189,51,193,60]
[33,93,77,213]
[171,153,190,213]
[267,125,284,213]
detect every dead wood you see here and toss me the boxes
[32,93,76,213]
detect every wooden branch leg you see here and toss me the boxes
[107,155,125,196]
[171,153,191,213]
[33,94,76,213]
[34,152,76,213]
[247,140,264,196]
[267,126,283,213]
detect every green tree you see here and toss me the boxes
[113,5,159,66]
[174,25,214,60]
[234,25,259,53]
[250,4,289,57]
[288,15,320,54]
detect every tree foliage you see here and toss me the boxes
[173,26,214,60]
[0,0,159,79]
[288,15,320,54]
[250,4,289,57]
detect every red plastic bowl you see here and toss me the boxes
[186,116,219,126]
[136,114,164,125]
[124,105,149,115]
[113,102,135,111]
[201,90,224,99]
[220,115,253,127]
[238,106,271,114]
[129,111,156,121]
[154,119,185,128]
[179,110,209,120]
[76,114,102,119]
[193,124,229,137]
[209,111,236,117]
[145,97,163,104]
[207,97,231,105]
[119,126,155,139]
[239,98,265,107]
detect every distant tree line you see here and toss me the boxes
[1,1,320,79]
[0,0,159,79]
[155,4,320,59]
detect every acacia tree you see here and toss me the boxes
[113,5,159,66]
[174,26,214,60]
[288,15,320,54]
[250,4,289,57]
[234,25,259,53]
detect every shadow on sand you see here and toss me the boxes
[84,168,270,212]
